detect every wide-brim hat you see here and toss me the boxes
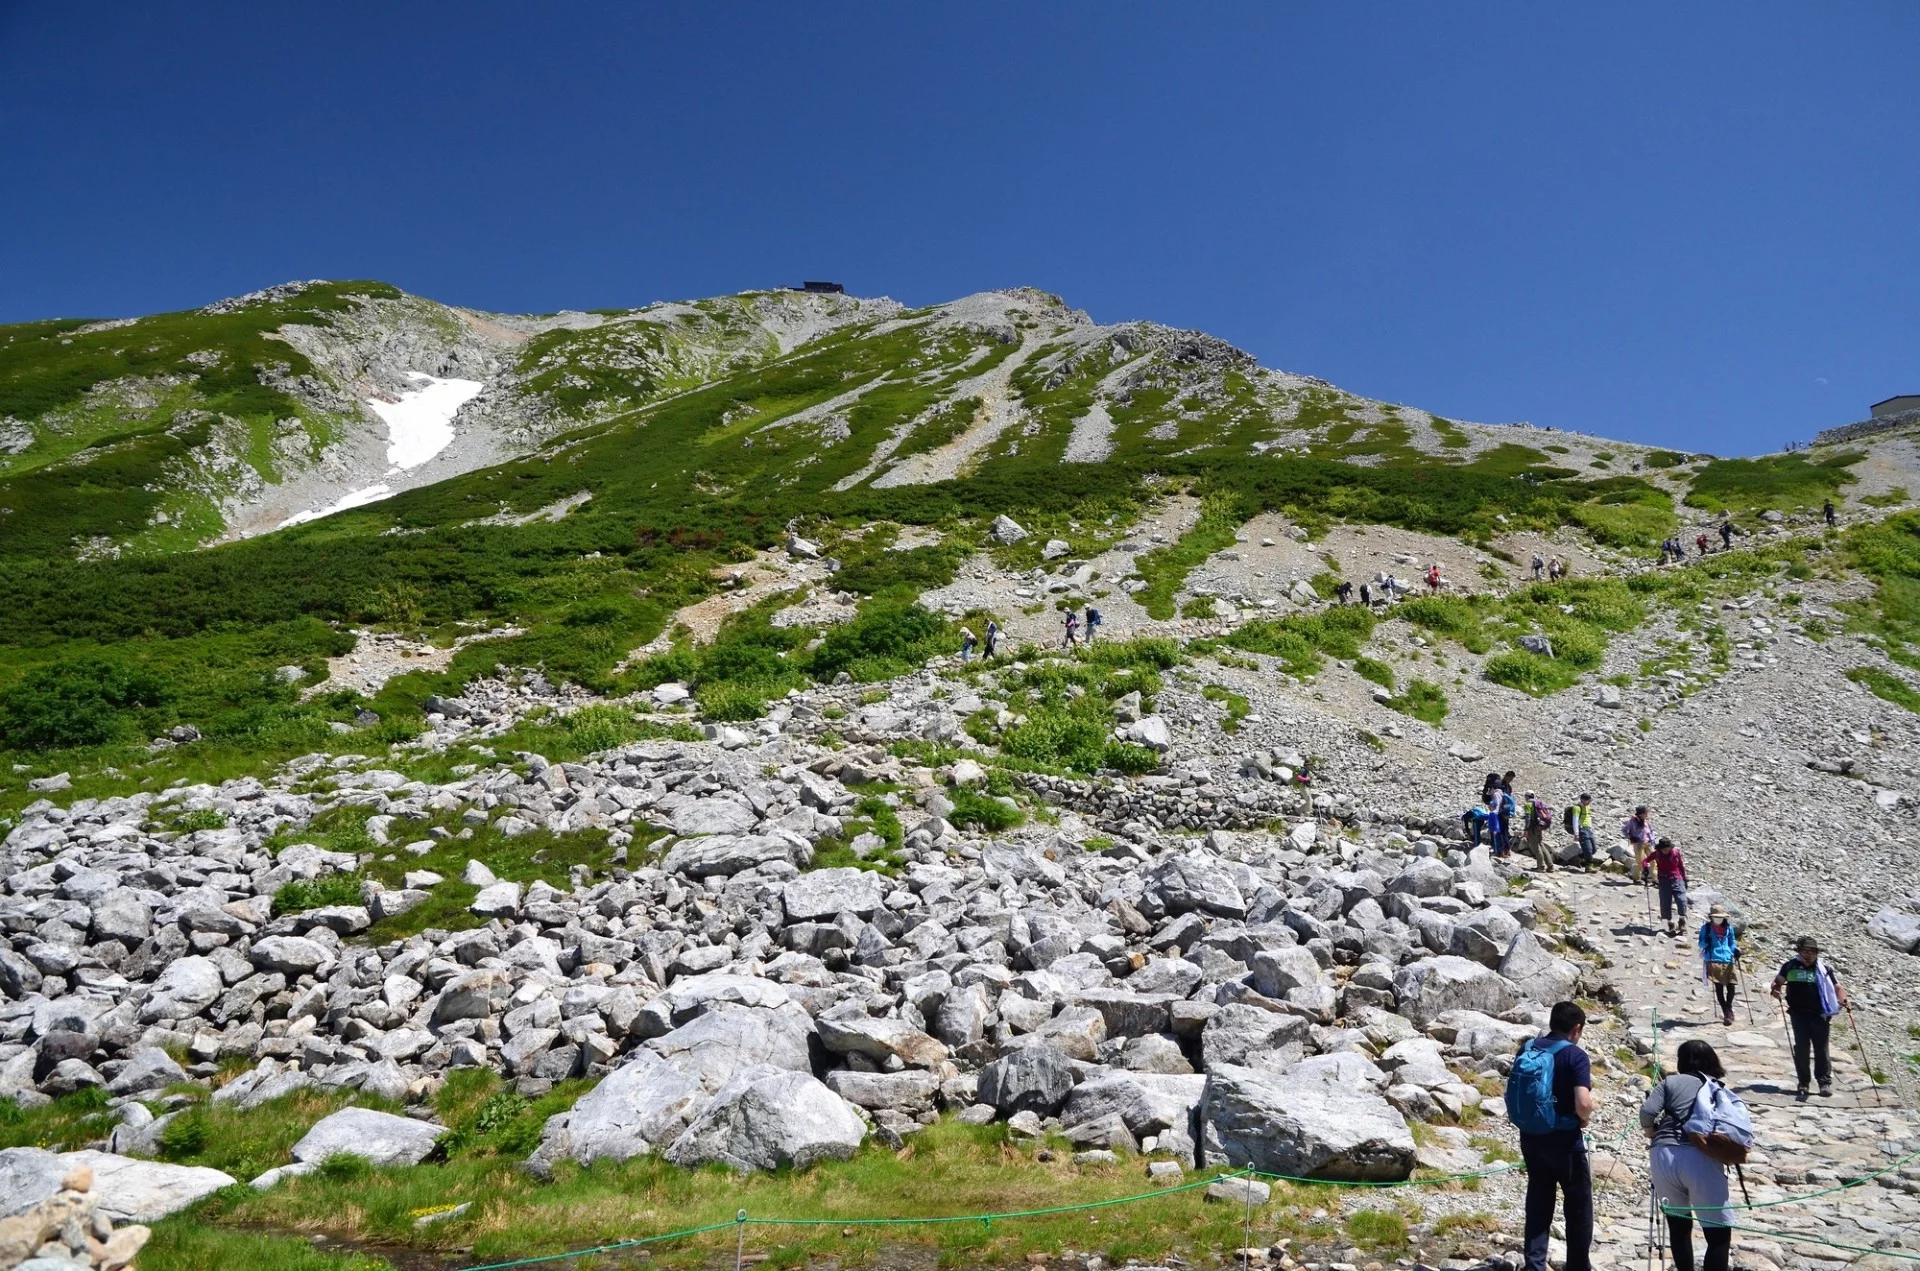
[1708,905,1729,920]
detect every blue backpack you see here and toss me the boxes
[1505,1039,1575,1135]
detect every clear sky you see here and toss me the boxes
[2,4,1914,455]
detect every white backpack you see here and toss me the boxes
[1682,1076,1753,1165]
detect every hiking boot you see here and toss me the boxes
[1723,1010,1734,1026]
[1819,1083,1833,1097]
[1795,1085,1810,1101]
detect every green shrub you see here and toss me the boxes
[171,808,228,832]
[1226,605,1376,676]
[1393,596,1491,653]
[1352,657,1395,689]
[1001,711,1110,772]
[0,655,171,750]
[1102,742,1161,774]
[1485,650,1582,696]
[1848,666,1920,714]
[947,787,1024,832]
[1385,678,1448,725]
[807,601,951,682]
[271,872,366,917]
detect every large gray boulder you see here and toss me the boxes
[58,1150,237,1222]
[1391,956,1519,1029]
[532,1051,709,1169]
[639,975,795,1034]
[815,1015,949,1069]
[1867,908,1920,955]
[977,1044,1077,1116]
[88,889,153,943]
[664,1068,866,1172]
[1198,1064,1415,1181]
[1149,852,1247,918]
[137,955,224,1022]
[249,936,334,978]
[783,868,885,922]
[0,1147,66,1218]
[1385,859,1453,899]
[1499,931,1582,1004]
[1450,908,1523,967]
[822,1069,941,1112]
[642,1006,814,1087]
[661,834,804,879]
[1200,1002,1310,1070]
[1062,1072,1206,1137]
[668,797,759,837]
[290,1107,444,1167]
[1248,948,1336,1022]
[105,1047,187,1097]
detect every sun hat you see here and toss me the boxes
[1708,904,1729,920]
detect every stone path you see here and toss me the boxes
[1545,866,1920,1270]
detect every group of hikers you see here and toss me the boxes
[1332,565,1444,608]
[1659,519,1747,565]
[1530,553,1570,581]
[958,608,1105,662]
[1490,775,1867,1271]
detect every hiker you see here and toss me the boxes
[1335,580,1354,605]
[1573,793,1597,867]
[1547,556,1564,581]
[1532,553,1545,580]
[1425,563,1442,593]
[1507,1001,1594,1271]
[1644,837,1690,936]
[1360,582,1372,607]
[983,619,1000,659]
[1061,609,1080,649]
[1823,499,1837,528]
[1696,533,1710,558]
[1698,905,1741,1026]
[1642,1040,1740,1271]
[959,626,977,664]
[1483,792,1506,857]
[1770,937,1848,1098]
[1523,789,1554,872]
[1084,606,1102,644]
[1624,806,1656,882]
[1462,799,1492,848]
[1495,783,1518,858]
[1482,770,1503,804]
[1719,519,1733,550]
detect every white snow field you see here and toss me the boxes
[371,372,485,469]
[278,483,395,528]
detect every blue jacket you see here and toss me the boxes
[1698,921,1739,965]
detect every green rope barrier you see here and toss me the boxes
[1657,1143,1920,1216]
[746,1167,1249,1226]
[1719,1221,1920,1262]
[459,1219,746,1271]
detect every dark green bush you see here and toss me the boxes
[806,601,951,681]
[947,787,1024,831]
[271,872,366,917]
[0,655,171,750]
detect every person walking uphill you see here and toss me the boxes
[1771,937,1848,1099]
[1522,790,1554,872]
[1506,1001,1595,1271]
[1643,838,1690,936]
[1698,906,1741,1026]
[1643,1041,1742,1271]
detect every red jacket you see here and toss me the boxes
[1652,848,1686,884]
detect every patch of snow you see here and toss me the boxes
[279,484,394,528]
[370,373,485,470]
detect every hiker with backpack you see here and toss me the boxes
[1084,606,1103,644]
[1506,1001,1595,1271]
[1335,580,1354,605]
[1624,806,1656,882]
[1062,609,1080,649]
[1462,798,1493,849]
[1522,790,1555,871]
[1641,1040,1748,1271]
[1698,906,1742,1026]
[959,626,978,664]
[1770,936,1849,1099]
[983,619,1000,659]
[1564,794,1596,869]
[1495,783,1518,858]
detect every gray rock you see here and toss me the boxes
[1150,851,1247,918]
[989,514,1029,545]
[535,1051,710,1169]
[1498,931,1582,1003]
[661,834,805,879]
[1198,1064,1415,1181]
[783,868,885,922]
[668,798,759,837]
[0,1147,65,1218]
[290,1107,444,1167]
[138,955,225,1022]
[249,936,334,978]
[822,1069,941,1112]
[470,881,523,919]
[104,1047,187,1096]
[1391,956,1519,1029]
[664,1068,866,1172]
[815,1015,949,1068]
[977,1044,1077,1116]
[58,1150,237,1222]
[88,889,153,943]
[1867,908,1920,955]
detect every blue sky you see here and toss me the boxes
[2,4,1914,455]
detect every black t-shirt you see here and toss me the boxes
[1777,957,1835,1015]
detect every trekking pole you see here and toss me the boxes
[1737,962,1756,1027]
[1842,1005,1886,1107]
